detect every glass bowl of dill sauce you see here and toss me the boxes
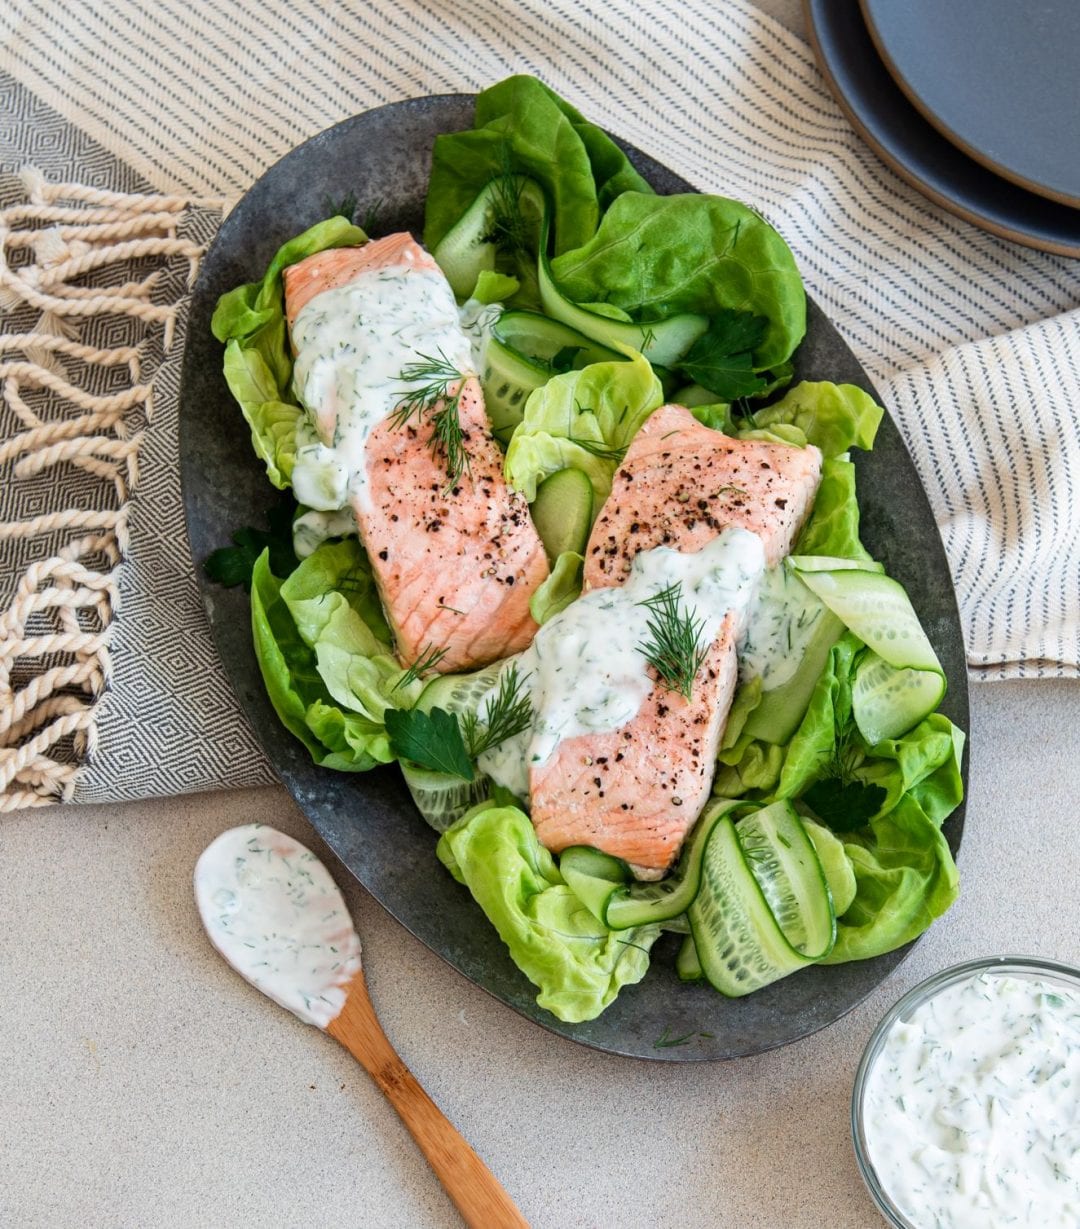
[852,955,1080,1229]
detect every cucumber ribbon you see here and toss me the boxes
[564,798,837,998]
[788,558,946,745]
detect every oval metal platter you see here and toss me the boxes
[180,95,968,1062]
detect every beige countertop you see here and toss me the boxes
[5,679,1080,1227]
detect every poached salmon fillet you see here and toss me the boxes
[584,402,822,587]
[530,613,740,873]
[530,405,822,874]
[284,234,549,674]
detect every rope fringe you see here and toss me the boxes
[0,168,216,809]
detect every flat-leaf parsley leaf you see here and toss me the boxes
[203,503,298,590]
[384,707,475,781]
[675,308,768,401]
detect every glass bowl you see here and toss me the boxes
[851,954,1080,1228]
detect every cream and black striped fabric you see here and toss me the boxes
[1,0,1078,802]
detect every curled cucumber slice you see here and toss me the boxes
[802,817,857,916]
[790,563,945,743]
[400,761,486,833]
[558,798,746,930]
[689,801,834,997]
[483,313,626,442]
[530,468,594,562]
[791,566,942,673]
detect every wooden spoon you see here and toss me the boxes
[328,968,528,1228]
[195,824,529,1229]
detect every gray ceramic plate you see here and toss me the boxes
[862,0,1080,207]
[180,95,968,1062]
[805,0,1080,257]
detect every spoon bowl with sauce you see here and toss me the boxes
[194,824,529,1229]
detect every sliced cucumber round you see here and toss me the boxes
[416,659,508,717]
[530,468,594,563]
[482,338,548,443]
[400,761,485,834]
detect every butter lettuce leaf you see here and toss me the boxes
[549,192,805,371]
[529,550,584,624]
[795,456,874,563]
[504,351,663,504]
[779,635,962,961]
[820,794,959,965]
[249,539,417,772]
[437,802,660,1022]
[750,381,883,458]
[425,76,650,259]
[212,216,367,487]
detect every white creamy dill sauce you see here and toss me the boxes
[479,528,767,798]
[739,562,829,691]
[863,971,1080,1228]
[194,825,362,1029]
[291,507,357,559]
[288,262,482,517]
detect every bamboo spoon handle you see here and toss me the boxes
[327,970,530,1229]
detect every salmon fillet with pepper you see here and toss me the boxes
[530,614,740,873]
[584,402,822,587]
[531,404,822,874]
[284,234,549,673]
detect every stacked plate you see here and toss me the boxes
[805,0,1080,256]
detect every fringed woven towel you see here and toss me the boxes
[0,169,273,809]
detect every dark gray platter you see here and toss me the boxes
[180,95,968,1062]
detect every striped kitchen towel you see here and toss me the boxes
[1,0,1078,807]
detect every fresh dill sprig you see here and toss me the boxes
[323,191,358,223]
[390,351,471,489]
[391,351,463,428]
[462,664,533,758]
[429,397,471,490]
[636,582,708,701]
[360,196,384,234]
[653,1027,713,1049]
[393,644,449,690]
[485,146,529,254]
[567,435,628,464]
